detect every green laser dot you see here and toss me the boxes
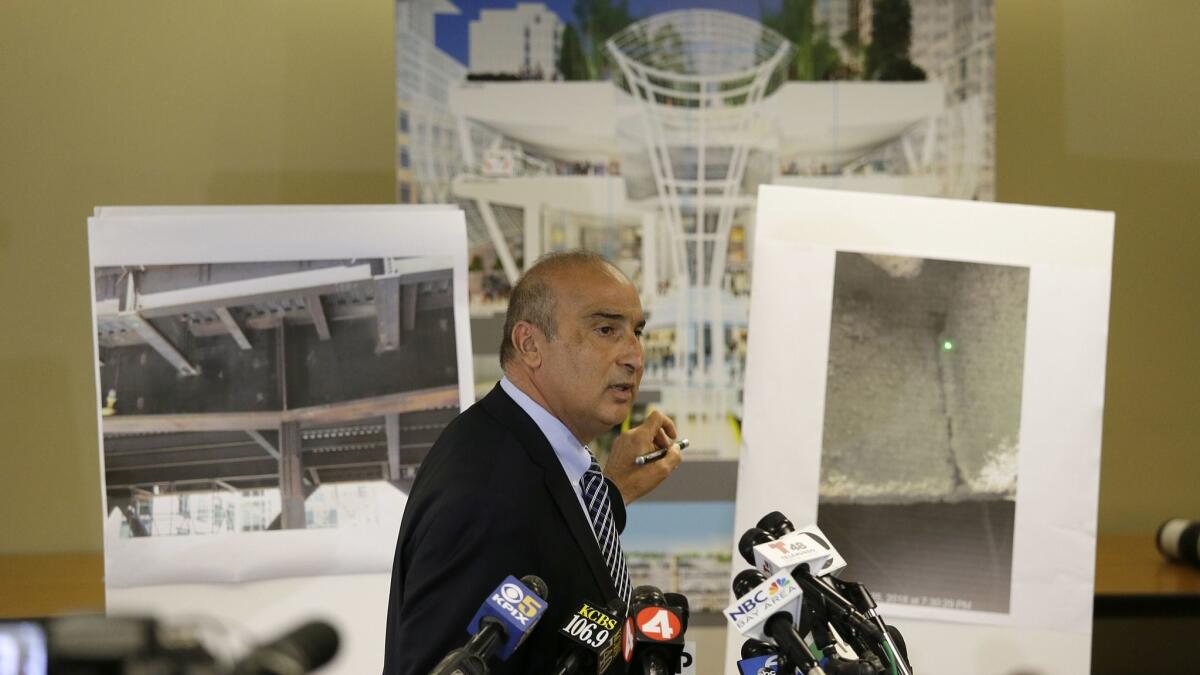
[942,340,954,351]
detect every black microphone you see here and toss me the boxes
[738,527,884,646]
[551,598,626,675]
[737,638,783,675]
[663,593,689,633]
[232,621,339,674]
[1158,519,1200,568]
[429,574,550,675]
[625,585,687,675]
[746,514,910,675]
[757,511,796,539]
[732,569,824,675]
[741,638,777,659]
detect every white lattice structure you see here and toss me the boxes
[607,11,791,442]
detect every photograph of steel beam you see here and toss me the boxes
[94,258,460,539]
[816,251,1029,614]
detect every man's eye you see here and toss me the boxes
[597,326,614,336]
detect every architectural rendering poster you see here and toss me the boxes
[396,0,996,612]
[731,186,1113,674]
[87,206,473,587]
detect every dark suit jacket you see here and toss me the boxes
[382,383,628,675]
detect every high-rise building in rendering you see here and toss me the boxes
[396,0,467,203]
[469,2,562,79]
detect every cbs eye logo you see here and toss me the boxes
[500,583,543,617]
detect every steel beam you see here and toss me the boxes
[374,276,401,352]
[104,445,269,470]
[105,458,279,487]
[305,293,331,341]
[103,412,282,434]
[279,422,306,530]
[402,284,417,338]
[283,386,459,426]
[306,446,389,469]
[101,386,458,434]
[135,264,374,319]
[182,283,453,338]
[246,429,281,460]
[385,414,401,481]
[123,313,199,376]
[214,306,251,350]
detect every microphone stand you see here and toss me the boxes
[824,578,911,675]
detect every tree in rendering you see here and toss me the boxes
[573,0,635,79]
[864,0,926,81]
[761,0,845,81]
[558,24,589,80]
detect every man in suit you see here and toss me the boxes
[383,251,682,674]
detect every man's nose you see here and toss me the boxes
[620,332,644,373]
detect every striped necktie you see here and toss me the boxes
[580,451,631,606]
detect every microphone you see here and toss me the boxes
[726,569,824,675]
[663,593,689,634]
[737,639,782,675]
[1157,519,1200,568]
[745,514,910,675]
[429,574,549,675]
[231,621,340,675]
[738,527,884,646]
[551,598,626,675]
[742,515,844,577]
[624,585,687,675]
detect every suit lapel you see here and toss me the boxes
[479,384,618,600]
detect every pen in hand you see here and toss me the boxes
[634,438,689,465]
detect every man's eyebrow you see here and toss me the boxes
[589,311,646,327]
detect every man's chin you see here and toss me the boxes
[598,401,634,428]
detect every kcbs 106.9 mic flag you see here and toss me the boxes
[552,599,626,675]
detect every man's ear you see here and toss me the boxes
[511,320,542,369]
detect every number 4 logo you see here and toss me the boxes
[635,607,682,641]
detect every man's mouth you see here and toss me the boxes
[608,383,635,396]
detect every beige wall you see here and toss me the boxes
[0,0,396,554]
[0,0,1196,559]
[996,0,1200,532]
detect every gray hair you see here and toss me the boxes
[499,250,616,369]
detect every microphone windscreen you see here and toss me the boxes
[732,569,766,598]
[1157,519,1200,568]
[664,592,689,632]
[606,597,627,619]
[757,511,795,539]
[239,620,339,674]
[740,638,775,659]
[520,574,550,601]
[738,528,773,566]
[631,585,665,606]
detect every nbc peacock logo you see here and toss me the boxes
[767,577,791,596]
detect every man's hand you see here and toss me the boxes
[604,410,682,505]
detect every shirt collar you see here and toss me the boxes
[499,376,592,484]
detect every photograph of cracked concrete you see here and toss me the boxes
[94,257,460,540]
[816,251,1029,614]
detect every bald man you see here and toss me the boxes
[382,251,682,675]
